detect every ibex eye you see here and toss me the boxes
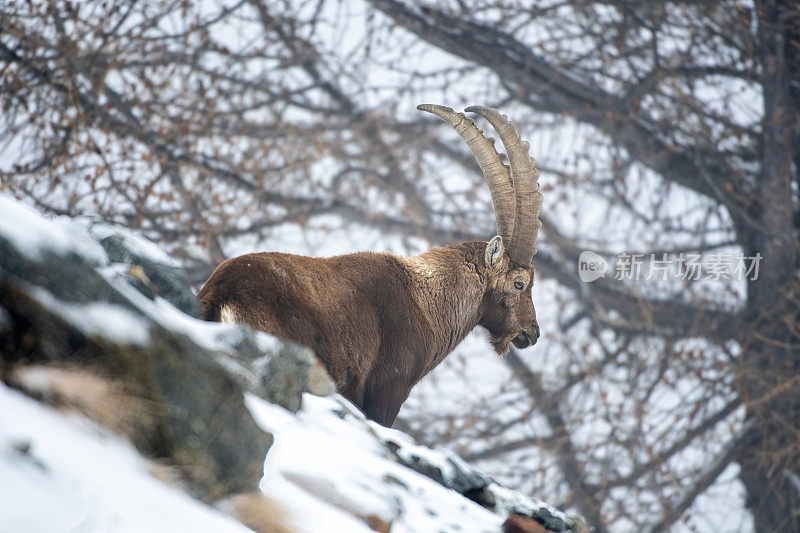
[514,281,524,290]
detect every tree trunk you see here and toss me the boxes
[739,2,800,531]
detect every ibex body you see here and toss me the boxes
[199,105,543,426]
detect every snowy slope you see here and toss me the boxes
[0,380,568,533]
[0,384,253,533]
[249,392,505,533]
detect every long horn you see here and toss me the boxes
[417,104,516,245]
[465,106,542,264]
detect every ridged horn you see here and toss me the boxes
[465,105,542,264]
[417,104,516,245]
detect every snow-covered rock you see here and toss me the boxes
[248,392,584,533]
[88,220,201,317]
[0,195,585,533]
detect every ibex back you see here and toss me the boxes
[198,105,543,426]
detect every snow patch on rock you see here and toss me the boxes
[0,196,107,263]
[26,284,152,345]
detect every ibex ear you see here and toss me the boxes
[485,236,505,268]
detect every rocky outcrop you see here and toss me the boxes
[0,200,333,502]
[89,222,202,317]
[373,415,588,532]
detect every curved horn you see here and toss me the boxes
[465,106,542,264]
[417,104,516,245]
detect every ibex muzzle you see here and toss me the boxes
[199,105,543,426]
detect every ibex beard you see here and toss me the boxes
[198,105,543,427]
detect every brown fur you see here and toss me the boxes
[198,241,538,426]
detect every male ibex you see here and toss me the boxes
[199,105,543,426]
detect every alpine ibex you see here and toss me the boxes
[198,105,543,426]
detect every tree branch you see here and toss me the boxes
[367,0,750,225]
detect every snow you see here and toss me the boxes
[149,297,282,355]
[86,221,182,267]
[149,296,242,350]
[25,284,152,346]
[0,379,525,533]
[0,196,107,264]
[246,392,507,533]
[0,194,282,370]
[369,412,573,526]
[0,384,253,533]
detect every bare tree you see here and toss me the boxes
[368,2,799,531]
[2,1,798,531]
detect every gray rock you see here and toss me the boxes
[388,442,492,497]
[261,341,319,412]
[85,221,337,410]
[0,231,270,502]
[379,427,584,532]
[94,229,201,317]
[215,327,337,412]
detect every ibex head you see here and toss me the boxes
[418,104,543,354]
